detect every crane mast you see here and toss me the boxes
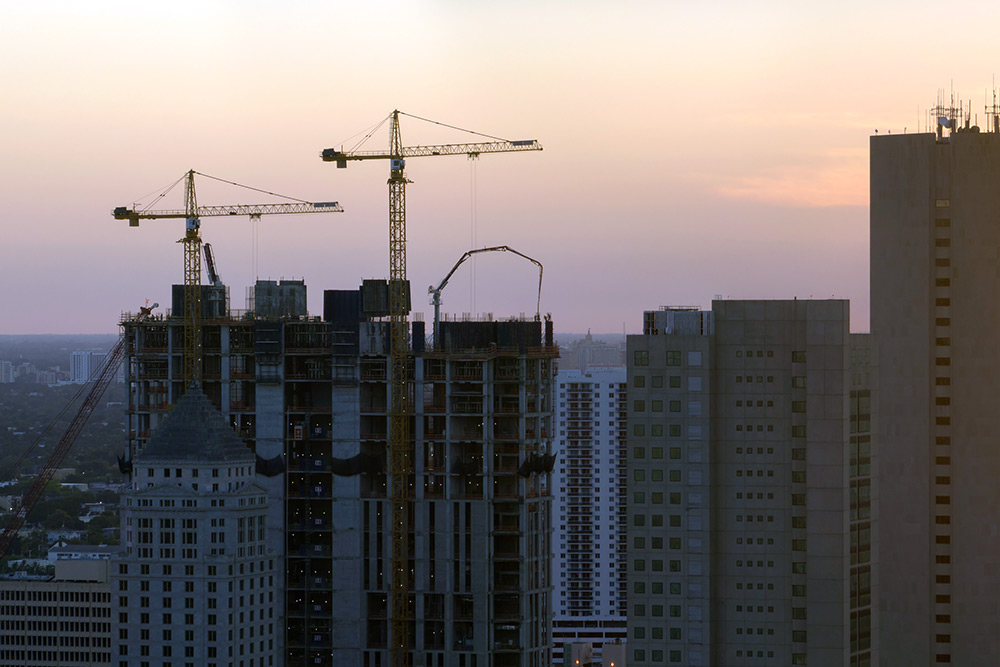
[322,111,541,667]
[387,110,413,665]
[183,171,202,385]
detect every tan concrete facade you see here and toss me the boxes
[871,130,1000,665]
[0,560,112,667]
[627,301,869,666]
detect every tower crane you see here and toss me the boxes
[0,302,158,560]
[113,170,343,386]
[321,111,541,667]
[429,245,543,345]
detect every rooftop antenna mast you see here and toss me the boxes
[987,77,1000,134]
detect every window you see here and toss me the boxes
[652,375,664,388]
[666,351,681,366]
[634,375,646,388]
[634,350,649,366]
[792,376,806,388]
[669,400,681,412]
[792,351,806,363]
[633,400,645,412]
[792,400,806,413]
[652,399,663,412]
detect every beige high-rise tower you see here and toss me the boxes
[871,123,1000,665]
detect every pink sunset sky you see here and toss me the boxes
[0,1,993,334]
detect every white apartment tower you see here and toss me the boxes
[626,300,874,666]
[111,387,278,667]
[552,368,628,664]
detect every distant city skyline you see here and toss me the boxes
[3,1,996,334]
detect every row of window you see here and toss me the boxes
[633,375,690,389]
[633,350,701,367]
[0,590,108,602]
[633,399,699,413]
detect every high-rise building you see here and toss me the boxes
[557,333,625,371]
[0,361,12,384]
[871,122,1000,664]
[70,351,108,383]
[551,368,628,665]
[0,556,113,667]
[71,350,92,383]
[110,388,278,667]
[122,279,559,667]
[626,300,874,666]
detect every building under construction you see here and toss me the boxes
[121,278,559,667]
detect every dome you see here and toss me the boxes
[139,386,254,464]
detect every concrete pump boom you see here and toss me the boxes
[429,245,543,345]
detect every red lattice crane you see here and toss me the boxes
[0,302,157,560]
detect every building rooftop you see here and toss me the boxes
[140,386,253,464]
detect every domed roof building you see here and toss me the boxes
[111,387,277,667]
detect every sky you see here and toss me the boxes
[1,0,998,335]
